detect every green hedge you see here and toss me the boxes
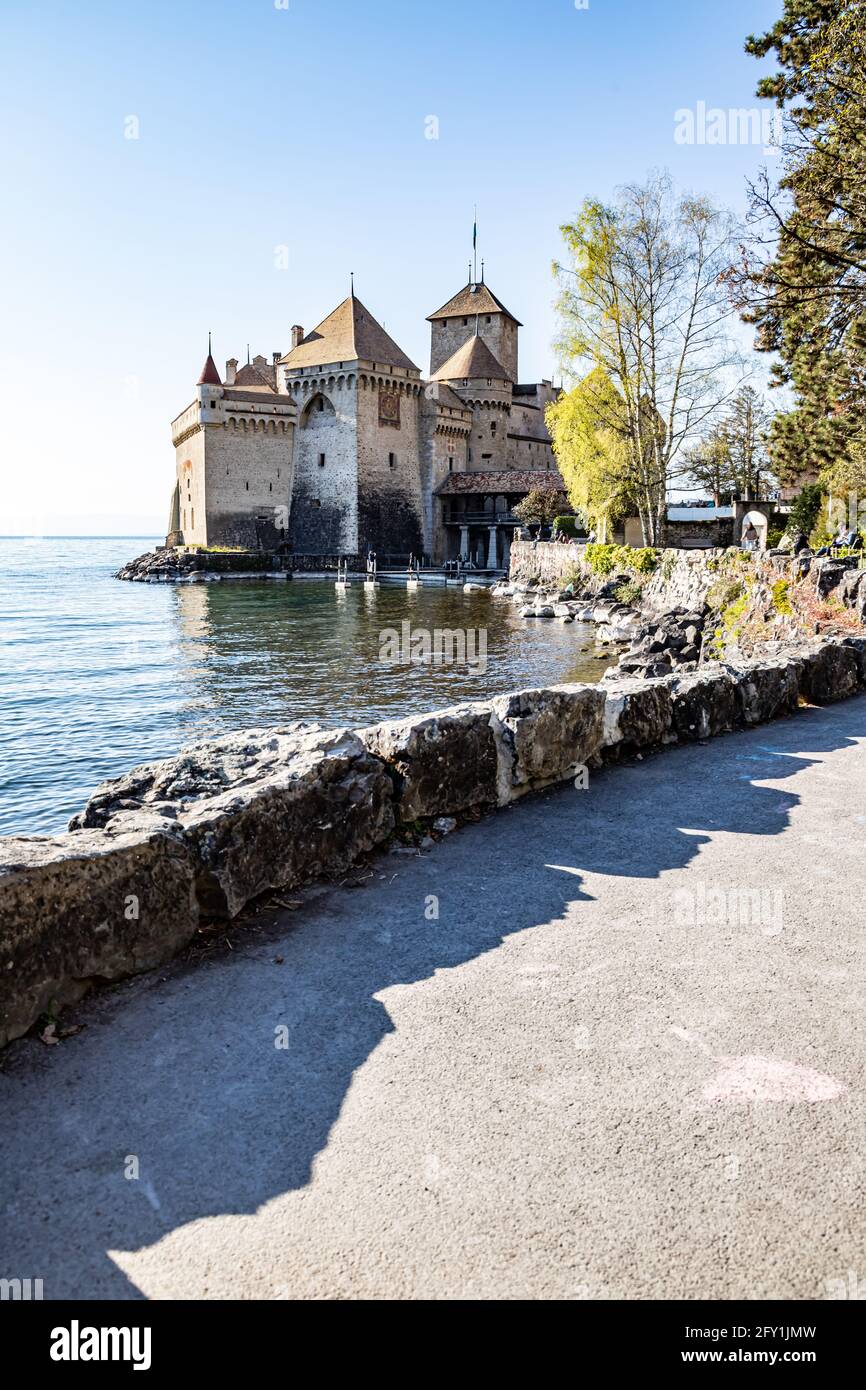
[552,515,583,539]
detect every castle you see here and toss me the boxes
[168,275,562,568]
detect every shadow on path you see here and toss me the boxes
[1,700,863,1297]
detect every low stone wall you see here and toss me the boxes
[2,634,865,1047]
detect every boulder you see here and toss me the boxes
[838,569,866,618]
[728,658,801,725]
[670,669,738,741]
[0,827,199,1047]
[490,684,605,803]
[815,557,856,597]
[602,677,674,751]
[361,702,498,822]
[798,640,862,704]
[72,725,394,918]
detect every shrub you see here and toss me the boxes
[613,579,642,606]
[584,543,660,577]
[771,579,793,615]
[629,547,660,574]
[584,543,619,575]
[707,577,745,611]
[709,582,752,657]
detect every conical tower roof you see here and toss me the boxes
[281,295,419,372]
[427,281,522,326]
[432,332,511,382]
[197,351,222,386]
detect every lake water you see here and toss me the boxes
[0,538,610,836]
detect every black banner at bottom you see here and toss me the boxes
[1,1298,859,1373]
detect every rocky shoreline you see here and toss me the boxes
[3,628,865,1048]
[3,543,866,1048]
[115,547,293,583]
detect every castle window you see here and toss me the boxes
[388,452,396,469]
[318,453,326,467]
[318,397,324,411]
[448,457,454,472]
[245,481,249,490]
[463,318,468,325]
[486,316,491,323]
[491,421,497,435]
[191,508,195,527]
[269,483,273,491]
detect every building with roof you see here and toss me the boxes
[168,275,562,566]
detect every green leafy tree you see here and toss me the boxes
[545,368,634,540]
[511,485,570,528]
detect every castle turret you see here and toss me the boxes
[197,350,222,387]
[170,338,296,551]
[427,280,522,381]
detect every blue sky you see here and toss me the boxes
[0,0,782,534]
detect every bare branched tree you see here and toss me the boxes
[554,172,746,544]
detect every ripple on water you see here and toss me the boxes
[0,539,610,835]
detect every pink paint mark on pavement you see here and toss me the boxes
[703,1054,845,1104]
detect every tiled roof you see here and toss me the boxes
[234,363,276,390]
[427,281,522,326]
[197,353,222,386]
[432,334,511,383]
[222,388,294,404]
[426,381,471,413]
[436,469,565,495]
[280,295,419,372]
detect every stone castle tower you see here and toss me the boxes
[168,272,561,566]
[279,293,426,557]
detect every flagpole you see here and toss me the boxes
[473,205,477,284]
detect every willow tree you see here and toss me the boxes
[554,173,744,544]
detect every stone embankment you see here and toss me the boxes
[116,548,293,583]
[117,548,377,583]
[2,622,865,1046]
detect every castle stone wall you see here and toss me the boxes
[356,376,424,557]
[289,378,358,554]
[204,421,294,549]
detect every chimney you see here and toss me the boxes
[225,358,237,385]
[291,325,304,349]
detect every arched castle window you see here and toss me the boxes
[301,393,336,427]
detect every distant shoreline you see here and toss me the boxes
[0,535,162,541]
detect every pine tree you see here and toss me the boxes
[737,1,866,490]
